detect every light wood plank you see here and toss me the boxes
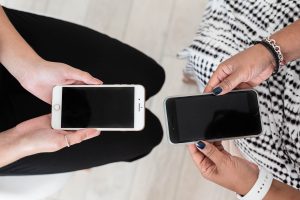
[54,171,90,200]
[30,0,49,14]
[85,163,138,200]
[123,0,175,61]
[175,150,237,200]
[83,0,133,40]
[45,0,91,25]
[0,0,49,14]
[129,56,198,200]
[53,163,138,200]
[0,0,33,10]
[163,0,208,57]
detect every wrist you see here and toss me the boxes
[237,167,273,200]
[0,129,29,167]
[235,164,259,196]
[16,56,44,85]
[253,44,277,72]
[0,47,43,85]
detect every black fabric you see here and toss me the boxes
[0,7,165,175]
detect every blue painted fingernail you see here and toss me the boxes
[196,141,206,150]
[212,87,222,95]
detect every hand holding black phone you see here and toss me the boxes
[164,89,262,144]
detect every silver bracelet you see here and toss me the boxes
[236,167,273,200]
[264,37,286,67]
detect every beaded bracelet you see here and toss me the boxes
[252,37,286,74]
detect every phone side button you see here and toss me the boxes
[53,104,61,111]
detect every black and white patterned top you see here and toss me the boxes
[180,0,300,189]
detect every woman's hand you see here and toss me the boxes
[188,141,259,195]
[18,59,102,104]
[204,44,275,95]
[0,114,100,167]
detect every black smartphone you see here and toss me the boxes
[164,90,262,144]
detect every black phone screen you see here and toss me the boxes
[166,90,262,143]
[61,87,134,128]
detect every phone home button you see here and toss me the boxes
[53,104,61,111]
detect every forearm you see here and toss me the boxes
[0,129,26,168]
[264,179,300,200]
[270,19,300,63]
[0,6,42,83]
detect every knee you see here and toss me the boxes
[142,59,165,99]
[143,109,164,150]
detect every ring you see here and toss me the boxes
[64,135,70,147]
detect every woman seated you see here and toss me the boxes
[182,1,300,199]
[0,5,165,175]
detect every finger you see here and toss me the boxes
[213,141,224,150]
[64,129,100,146]
[68,68,103,85]
[188,144,216,176]
[204,64,233,93]
[204,72,222,93]
[216,71,243,95]
[195,141,227,166]
[84,129,101,140]
[213,141,231,155]
[188,144,205,164]
[235,82,253,89]
[70,80,85,85]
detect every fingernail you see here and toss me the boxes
[212,87,222,95]
[196,141,206,150]
[93,130,101,136]
[95,78,103,84]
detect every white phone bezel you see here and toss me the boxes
[163,89,263,144]
[51,84,145,131]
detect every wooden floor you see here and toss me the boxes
[0,0,236,199]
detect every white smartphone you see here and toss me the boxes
[51,84,145,131]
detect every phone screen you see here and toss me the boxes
[61,87,134,128]
[166,90,262,143]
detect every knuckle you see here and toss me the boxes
[80,133,87,141]
[205,146,216,158]
[220,64,233,75]
[82,71,90,77]
[73,134,86,144]
[201,165,215,179]
[74,137,82,144]
[219,155,232,169]
[221,78,233,90]
[244,69,253,82]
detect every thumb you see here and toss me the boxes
[213,72,243,95]
[196,141,227,166]
[68,68,103,85]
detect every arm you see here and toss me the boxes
[0,6,102,167]
[0,5,102,104]
[0,115,100,168]
[265,179,300,200]
[0,6,41,83]
[271,19,300,63]
[204,19,300,95]
[188,142,300,200]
